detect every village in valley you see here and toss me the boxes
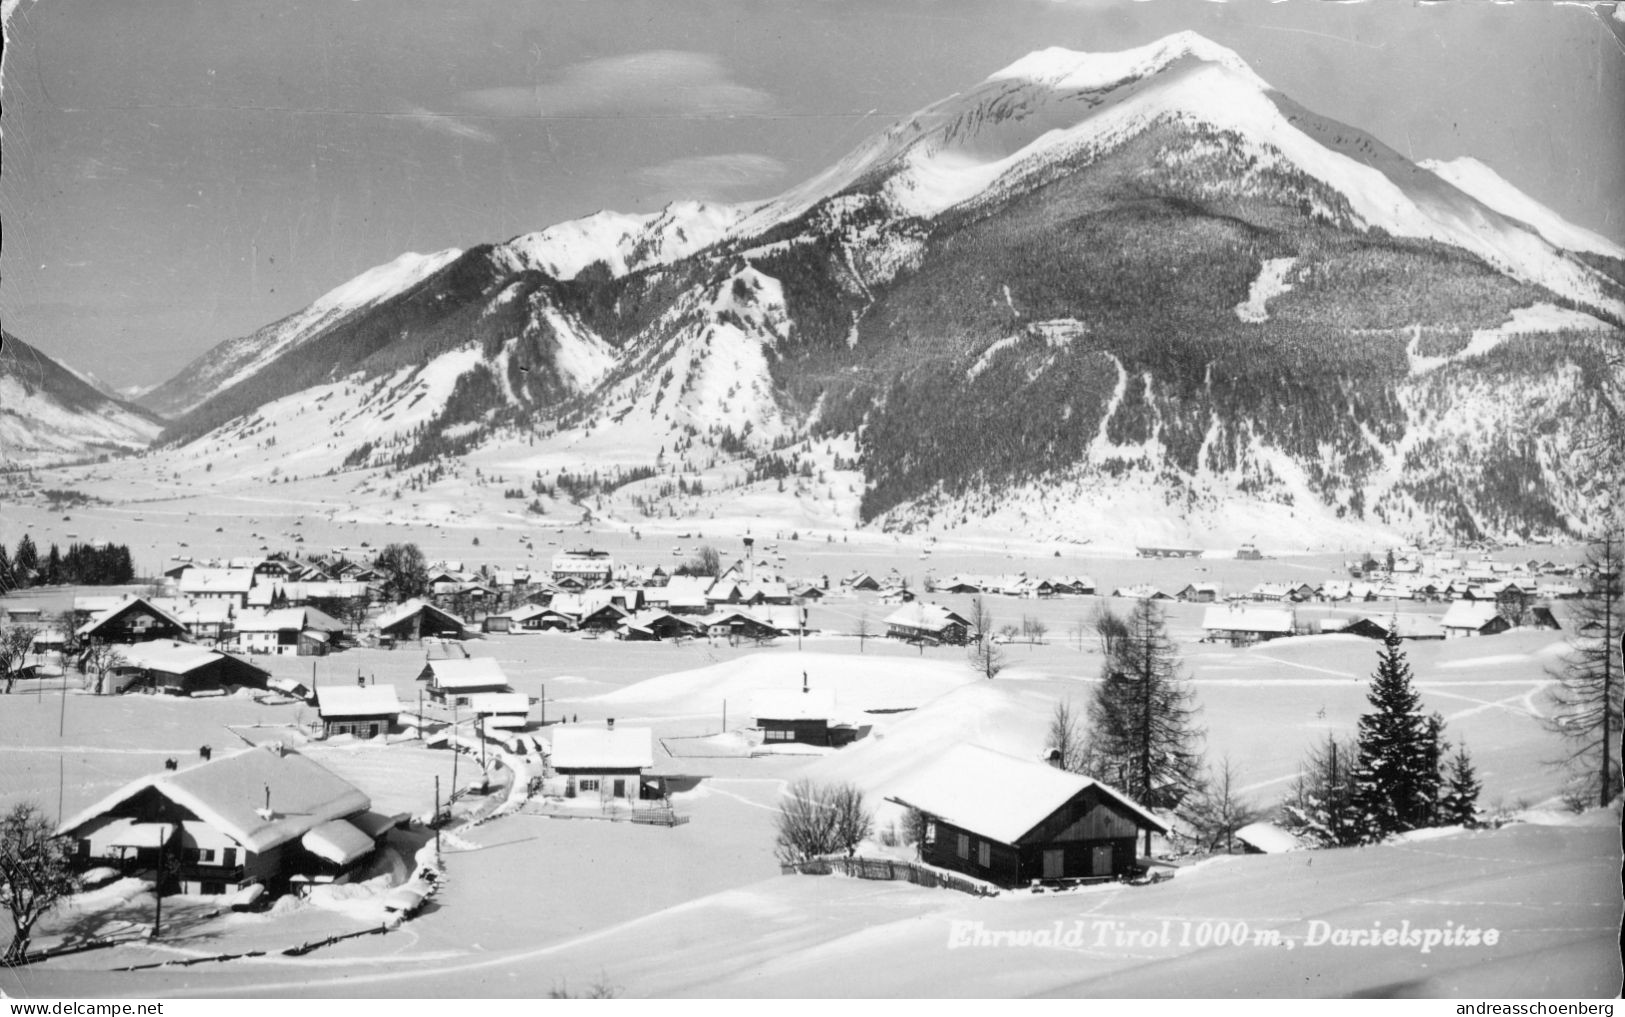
[2,0,1622,1001]
[0,509,1619,996]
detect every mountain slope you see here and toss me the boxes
[0,333,166,468]
[126,33,1624,547]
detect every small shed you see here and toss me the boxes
[419,656,512,705]
[750,686,853,747]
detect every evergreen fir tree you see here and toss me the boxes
[1350,632,1443,841]
[1438,744,1482,827]
[13,535,38,588]
[0,543,13,594]
[1084,598,1205,850]
[43,545,62,587]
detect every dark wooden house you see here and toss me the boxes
[75,597,191,645]
[888,744,1166,888]
[750,687,856,747]
[375,599,467,642]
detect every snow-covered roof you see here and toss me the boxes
[59,746,371,854]
[883,602,968,631]
[76,597,190,638]
[1441,601,1504,630]
[1201,605,1294,634]
[116,640,255,676]
[177,568,258,595]
[375,598,465,631]
[424,656,510,691]
[233,606,346,633]
[1235,821,1302,853]
[317,684,402,719]
[301,818,376,866]
[549,726,654,770]
[887,743,1166,845]
[467,692,530,715]
[752,688,837,722]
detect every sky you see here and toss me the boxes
[2,0,1623,393]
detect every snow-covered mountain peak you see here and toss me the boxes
[986,32,1265,92]
[496,201,747,282]
[305,248,463,318]
[1419,156,1625,261]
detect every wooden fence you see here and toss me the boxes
[780,856,998,897]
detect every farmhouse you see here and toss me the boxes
[150,598,234,643]
[419,655,512,704]
[617,610,704,641]
[549,722,657,801]
[702,609,780,642]
[76,597,191,645]
[176,568,258,608]
[887,744,1167,888]
[316,684,402,739]
[1440,601,1512,639]
[883,602,970,645]
[375,599,468,642]
[1200,605,1295,646]
[107,640,271,696]
[57,744,393,896]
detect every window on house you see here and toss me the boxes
[956,833,969,859]
[977,842,991,868]
[223,848,237,867]
[924,821,936,846]
[580,778,600,792]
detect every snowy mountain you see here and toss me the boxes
[0,332,166,469]
[127,33,1623,546]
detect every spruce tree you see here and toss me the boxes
[1349,632,1443,841]
[1438,744,1482,827]
[1084,598,1205,851]
[12,535,38,588]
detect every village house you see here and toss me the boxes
[58,745,395,897]
[75,597,192,645]
[551,549,615,585]
[231,606,347,656]
[702,609,781,643]
[1200,605,1295,646]
[150,598,234,644]
[883,602,970,645]
[176,568,259,609]
[317,684,403,739]
[617,610,704,641]
[419,655,512,705]
[1440,601,1512,639]
[549,721,657,801]
[375,599,468,642]
[1175,582,1223,604]
[750,683,856,747]
[467,691,532,731]
[106,640,271,696]
[887,744,1167,888]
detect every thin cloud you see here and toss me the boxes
[639,153,787,200]
[462,51,773,119]
[392,106,498,144]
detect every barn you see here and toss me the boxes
[887,744,1166,888]
[109,640,270,696]
[376,599,468,642]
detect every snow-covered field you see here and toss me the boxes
[2,559,1616,997]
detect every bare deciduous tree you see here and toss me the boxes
[1,802,81,963]
[1186,755,1262,855]
[774,779,873,863]
[81,642,128,696]
[1,626,39,695]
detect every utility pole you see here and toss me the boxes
[434,775,442,854]
[151,829,165,938]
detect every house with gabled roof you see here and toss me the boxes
[177,568,259,608]
[375,599,467,642]
[232,606,347,656]
[58,745,395,896]
[549,721,655,801]
[418,655,511,705]
[76,597,191,645]
[107,639,271,696]
[887,744,1166,887]
[884,602,970,645]
[1441,601,1511,639]
[317,684,402,739]
[1201,605,1295,646]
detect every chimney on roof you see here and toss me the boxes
[802,671,809,693]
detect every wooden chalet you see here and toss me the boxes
[549,721,657,801]
[467,691,532,731]
[75,597,191,645]
[883,602,970,645]
[231,606,346,656]
[375,599,467,642]
[617,610,704,641]
[703,609,780,642]
[1200,605,1294,646]
[419,656,512,705]
[107,640,271,696]
[58,745,395,897]
[317,684,402,739]
[1440,601,1511,639]
[750,685,856,748]
[888,744,1166,888]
